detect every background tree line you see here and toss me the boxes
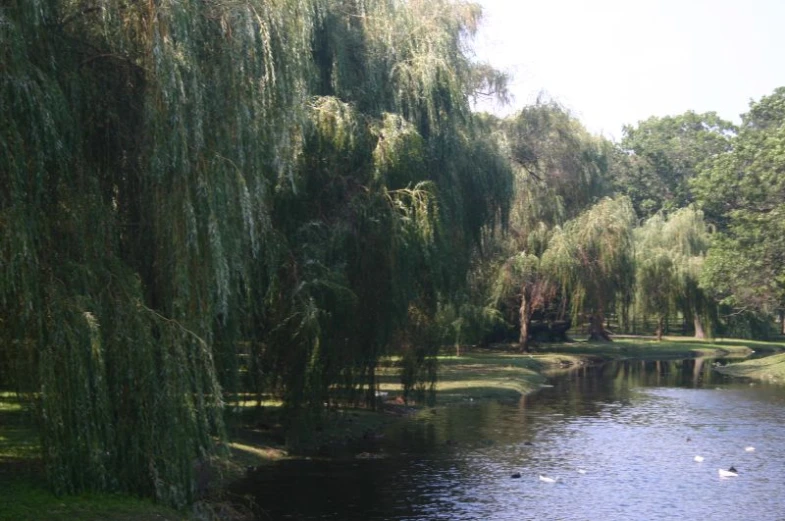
[2,0,785,507]
[489,90,785,349]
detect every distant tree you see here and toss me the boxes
[615,112,736,217]
[505,100,611,226]
[634,208,713,340]
[694,89,785,332]
[485,102,611,350]
[543,197,636,341]
[491,249,555,352]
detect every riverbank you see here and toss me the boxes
[227,336,763,467]
[715,351,785,382]
[1,336,780,520]
[533,336,765,360]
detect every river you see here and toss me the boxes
[237,358,785,520]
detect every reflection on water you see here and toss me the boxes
[237,359,785,520]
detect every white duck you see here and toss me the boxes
[694,455,704,462]
[718,466,738,478]
[539,475,558,483]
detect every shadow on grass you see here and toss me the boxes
[0,392,189,521]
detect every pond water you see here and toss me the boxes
[237,359,785,520]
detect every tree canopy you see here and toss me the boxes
[0,0,512,505]
[693,88,785,332]
[5,0,785,508]
[615,112,735,217]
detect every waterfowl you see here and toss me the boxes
[718,467,738,478]
[745,446,755,452]
[694,455,704,462]
[539,475,558,483]
[511,472,522,479]
[577,469,587,474]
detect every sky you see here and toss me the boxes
[471,0,785,140]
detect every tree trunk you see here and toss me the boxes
[588,311,612,342]
[779,310,785,335]
[693,314,706,340]
[656,315,664,341]
[519,289,532,352]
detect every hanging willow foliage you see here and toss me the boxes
[543,197,636,340]
[3,0,513,503]
[634,207,714,338]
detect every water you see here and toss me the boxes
[237,359,785,520]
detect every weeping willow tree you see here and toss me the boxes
[482,103,611,349]
[634,215,678,340]
[634,208,714,339]
[543,197,636,341]
[504,100,611,229]
[265,0,513,413]
[491,250,556,351]
[1,0,512,502]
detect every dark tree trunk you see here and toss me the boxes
[588,311,612,342]
[656,315,664,341]
[519,289,532,352]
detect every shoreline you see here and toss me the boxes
[2,336,782,520]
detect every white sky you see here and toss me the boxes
[472,0,785,140]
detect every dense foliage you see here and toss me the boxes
[4,0,785,508]
[1,0,511,505]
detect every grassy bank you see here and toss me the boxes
[2,335,782,520]
[532,336,760,360]
[429,352,585,404]
[715,352,785,382]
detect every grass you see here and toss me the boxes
[0,392,187,521]
[715,352,785,382]
[531,336,757,360]
[431,352,585,404]
[0,482,186,521]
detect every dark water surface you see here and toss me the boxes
[239,359,785,520]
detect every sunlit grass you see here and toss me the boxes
[0,392,23,413]
[531,337,757,359]
[424,352,586,405]
[0,393,39,461]
[716,352,785,382]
